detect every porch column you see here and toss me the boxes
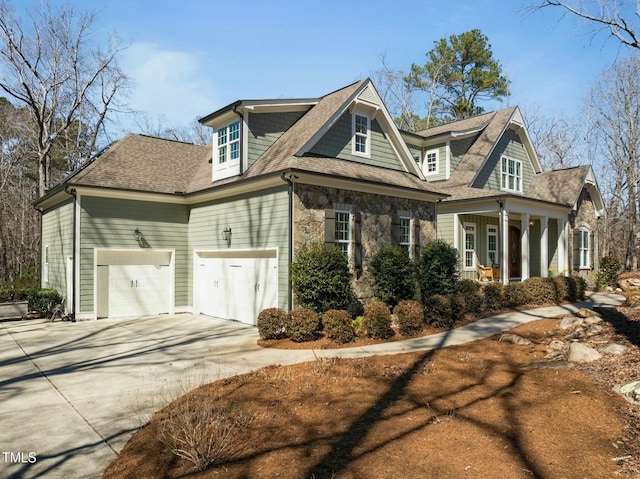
[540,216,549,278]
[500,208,509,284]
[521,214,530,281]
[559,218,567,275]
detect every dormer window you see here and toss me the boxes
[424,148,439,175]
[213,119,241,181]
[352,113,370,158]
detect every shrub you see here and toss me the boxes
[368,245,415,308]
[363,301,393,339]
[573,275,587,300]
[599,255,621,288]
[285,307,319,342]
[483,282,505,311]
[25,288,62,315]
[290,244,354,314]
[257,308,289,340]
[424,294,453,328]
[352,316,365,336]
[393,300,424,336]
[416,240,459,303]
[455,279,483,315]
[522,277,556,304]
[505,282,531,307]
[322,309,355,344]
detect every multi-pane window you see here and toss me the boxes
[501,156,522,192]
[217,121,240,164]
[353,113,370,156]
[579,228,590,269]
[464,223,476,269]
[425,149,438,174]
[399,217,411,254]
[43,245,49,283]
[335,211,351,256]
[487,225,498,265]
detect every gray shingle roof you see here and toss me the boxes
[526,165,591,206]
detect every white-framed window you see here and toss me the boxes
[352,113,370,157]
[487,225,498,265]
[579,227,590,269]
[424,148,439,175]
[43,245,49,283]
[217,121,240,165]
[335,210,351,257]
[464,223,476,270]
[501,156,523,193]
[399,217,411,255]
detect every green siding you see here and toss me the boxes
[473,128,535,192]
[548,219,559,274]
[189,186,290,310]
[424,143,448,181]
[41,199,74,298]
[247,111,305,167]
[79,197,189,314]
[310,113,404,170]
[436,213,455,246]
[450,135,477,172]
[458,214,500,281]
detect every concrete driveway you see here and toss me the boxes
[0,314,317,479]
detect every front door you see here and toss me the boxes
[509,226,521,278]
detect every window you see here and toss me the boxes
[399,217,411,254]
[43,245,49,283]
[487,225,498,265]
[501,156,522,193]
[217,121,240,164]
[335,210,351,256]
[464,223,476,270]
[579,227,590,269]
[424,149,439,175]
[352,113,370,157]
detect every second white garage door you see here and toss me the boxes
[197,250,278,325]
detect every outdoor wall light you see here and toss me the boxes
[133,228,143,242]
[222,226,232,247]
[529,219,535,227]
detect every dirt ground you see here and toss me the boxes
[104,298,640,479]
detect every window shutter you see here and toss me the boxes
[324,209,335,245]
[572,230,580,270]
[413,218,421,258]
[354,211,362,270]
[391,213,400,244]
[590,230,596,269]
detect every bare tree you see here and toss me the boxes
[524,106,581,170]
[0,1,130,196]
[135,112,210,145]
[529,0,640,49]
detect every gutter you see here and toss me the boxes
[280,172,295,311]
[232,104,245,176]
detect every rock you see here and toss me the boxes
[500,333,532,345]
[576,308,601,319]
[548,339,566,352]
[568,343,602,363]
[584,315,603,325]
[585,324,605,337]
[619,381,640,401]
[566,330,587,340]
[618,278,640,291]
[601,343,628,355]
[560,316,583,330]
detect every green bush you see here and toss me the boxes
[416,240,459,303]
[257,308,289,340]
[290,244,354,314]
[573,275,587,300]
[599,255,621,288]
[368,245,415,308]
[424,294,453,328]
[504,282,531,307]
[363,301,393,339]
[455,279,483,315]
[25,288,62,316]
[482,282,505,311]
[522,277,556,304]
[393,300,424,336]
[322,309,355,344]
[352,316,365,336]
[285,307,319,342]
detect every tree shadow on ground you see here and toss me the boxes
[595,306,640,347]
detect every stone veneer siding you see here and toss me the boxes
[569,188,599,282]
[293,183,436,303]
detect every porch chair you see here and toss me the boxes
[476,264,494,282]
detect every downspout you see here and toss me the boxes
[65,186,77,320]
[280,172,294,311]
[232,105,244,174]
[34,206,44,288]
[435,199,442,240]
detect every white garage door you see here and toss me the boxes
[197,250,278,325]
[96,250,173,319]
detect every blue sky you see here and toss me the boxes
[14,0,631,136]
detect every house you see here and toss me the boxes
[35,79,605,325]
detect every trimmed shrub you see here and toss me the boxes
[599,255,621,288]
[455,279,483,315]
[416,240,459,302]
[505,282,531,307]
[550,275,578,303]
[522,278,555,304]
[573,275,587,300]
[352,316,365,336]
[483,282,505,311]
[322,309,355,344]
[424,294,453,328]
[393,300,424,336]
[368,245,415,308]
[290,244,354,314]
[285,307,319,342]
[25,288,62,316]
[363,301,393,339]
[257,308,289,340]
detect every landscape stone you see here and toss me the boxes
[619,381,640,402]
[576,308,601,319]
[585,324,605,337]
[560,316,583,330]
[568,343,602,363]
[601,344,628,355]
[500,333,532,345]
[548,339,566,352]
[584,315,603,325]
